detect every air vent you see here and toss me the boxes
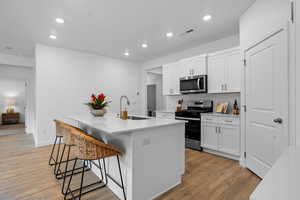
[179,28,196,37]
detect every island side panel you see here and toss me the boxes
[131,123,185,200]
[78,124,134,200]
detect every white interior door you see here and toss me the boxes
[245,29,289,178]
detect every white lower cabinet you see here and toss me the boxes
[202,123,219,150]
[201,114,240,159]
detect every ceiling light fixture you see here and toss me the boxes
[203,14,212,21]
[49,34,57,40]
[55,18,65,24]
[124,51,130,56]
[142,43,148,48]
[166,32,174,38]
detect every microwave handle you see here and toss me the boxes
[197,78,200,90]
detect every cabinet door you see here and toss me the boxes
[162,62,180,95]
[170,62,180,95]
[162,64,171,95]
[218,125,240,156]
[207,55,226,93]
[179,58,193,77]
[192,55,207,75]
[201,123,218,150]
[225,50,241,92]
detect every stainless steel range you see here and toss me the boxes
[175,100,213,151]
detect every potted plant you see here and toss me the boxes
[86,93,110,117]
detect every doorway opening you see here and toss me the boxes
[0,64,34,137]
[146,67,165,117]
[0,78,26,135]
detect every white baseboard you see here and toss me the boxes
[35,140,52,147]
[203,148,240,161]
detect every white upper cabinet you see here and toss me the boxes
[179,54,207,77]
[207,54,226,93]
[162,62,180,96]
[208,48,241,93]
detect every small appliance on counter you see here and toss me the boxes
[175,100,213,151]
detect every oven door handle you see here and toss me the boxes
[175,117,200,121]
[197,78,200,90]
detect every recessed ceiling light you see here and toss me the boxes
[203,14,212,21]
[166,32,174,38]
[124,51,130,56]
[49,34,57,40]
[55,18,65,24]
[142,43,148,48]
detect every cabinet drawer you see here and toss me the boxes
[201,116,218,123]
[219,117,239,126]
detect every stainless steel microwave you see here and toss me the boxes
[180,75,207,94]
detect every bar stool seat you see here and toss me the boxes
[52,120,91,185]
[63,125,126,200]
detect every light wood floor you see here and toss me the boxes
[0,133,261,200]
[0,123,26,136]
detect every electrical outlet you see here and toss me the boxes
[142,137,151,146]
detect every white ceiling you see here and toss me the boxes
[0,0,255,62]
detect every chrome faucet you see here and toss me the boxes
[120,95,130,118]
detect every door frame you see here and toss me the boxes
[240,22,296,167]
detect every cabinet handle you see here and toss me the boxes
[225,84,227,91]
[218,127,221,133]
[224,120,233,123]
[221,84,224,91]
[215,127,218,133]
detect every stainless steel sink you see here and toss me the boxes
[127,116,149,120]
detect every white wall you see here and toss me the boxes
[141,35,240,114]
[35,44,142,146]
[296,0,300,145]
[239,0,292,165]
[240,0,290,50]
[0,64,35,134]
[0,53,35,67]
[0,78,26,123]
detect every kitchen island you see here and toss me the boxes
[67,113,185,200]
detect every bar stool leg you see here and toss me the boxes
[116,155,126,200]
[53,137,63,174]
[48,136,58,166]
[78,160,86,200]
[55,143,66,176]
[62,145,71,195]
[97,159,104,181]
[64,158,78,200]
[102,158,108,185]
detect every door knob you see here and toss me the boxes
[273,118,283,124]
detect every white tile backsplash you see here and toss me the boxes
[166,93,241,113]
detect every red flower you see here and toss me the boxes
[91,94,96,101]
[98,93,105,100]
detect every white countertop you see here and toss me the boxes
[250,145,300,200]
[155,110,176,114]
[68,113,184,134]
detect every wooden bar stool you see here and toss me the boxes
[52,120,90,182]
[64,126,126,200]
